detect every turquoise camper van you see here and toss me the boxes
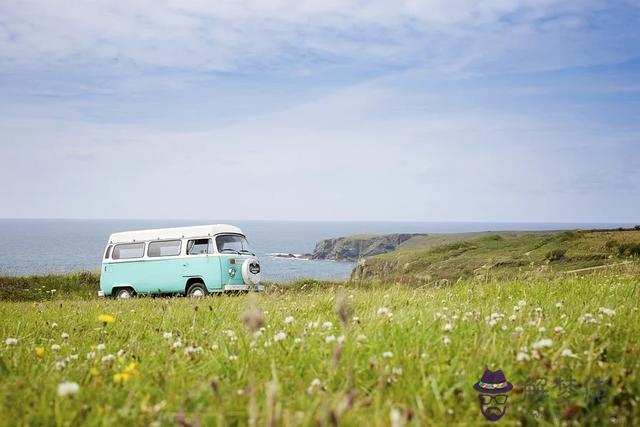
[99,224,262,298]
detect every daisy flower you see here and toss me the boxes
[532,338,553,350]
[57,382,80,397]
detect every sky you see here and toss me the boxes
[0,0,639,222]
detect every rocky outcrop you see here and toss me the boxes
[311,234,425,261]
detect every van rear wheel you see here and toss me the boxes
[187,282,208,298]
[114,288,134,299]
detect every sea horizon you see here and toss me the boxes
[0,218,636,280]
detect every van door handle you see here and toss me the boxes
[182,263,189,267]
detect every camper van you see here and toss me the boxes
[99,224,262,298]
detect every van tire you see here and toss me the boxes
[186,282,208,298]
[113,288,135,299]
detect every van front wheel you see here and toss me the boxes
[114,288,134,299]
[186,282,208,298]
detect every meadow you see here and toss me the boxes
[1,272,639,426]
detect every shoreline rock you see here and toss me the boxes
[311,233,426,261]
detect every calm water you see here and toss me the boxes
[0,220,634,281]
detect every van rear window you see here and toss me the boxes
[148,240,181,257]
[112,243,145,260]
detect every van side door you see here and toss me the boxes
[184,238,222,291]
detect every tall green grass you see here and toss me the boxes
[0,272,99,301]
[0,273,638,425]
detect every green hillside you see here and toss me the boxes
[352,229,640,282]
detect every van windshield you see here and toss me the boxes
[216,235,253,255]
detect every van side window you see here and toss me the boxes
[112,243,145,260]
[148,240,182,257]
[104,245,112,259]
[187,239,211,255]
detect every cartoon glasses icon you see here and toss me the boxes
[479,394,508,405]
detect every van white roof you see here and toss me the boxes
[107,224,243,244]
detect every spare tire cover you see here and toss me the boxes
[241,258,261,285]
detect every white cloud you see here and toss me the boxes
[1,0,636,74]
[1,74,638,221]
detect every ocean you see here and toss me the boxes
[0,219,634,281]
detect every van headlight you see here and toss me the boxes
[228,268,236,278]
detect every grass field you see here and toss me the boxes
[1,272,639,425]
[354,229,640,282]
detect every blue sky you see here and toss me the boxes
[0,0,639,221]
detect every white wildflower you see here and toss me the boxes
[274,331,286,342]
[184,346,203,355]
[171,340,182,349]
[442,323,454,332]
[163,332,172,339]
[55,361,66,370]
[532,338,553,350]
[86,351,96,361]
[61,332,69,340]
[561,348,578,358]
[307,378,321,394]
[51,344,61,352]
[51,322,59,329]
[538,327,547,333]
[96,343,106,351]
[390,408,405,427]
[294,338,302,344]
[284,316,294,324]
[5,338,17,346]
[325,335,336,344]
[443,336,451,345]
[599,307,616,317]
[101,354,115,363]
[508,315,517,322]
[356,334,367,342]
[228,355,238,361]
[555,302,563,308]
[57,382,79,397]
[337,335,345,344]
[377,307,393,318]
[554,326,565,334]
[322,322,333,330]
[516,352,531,362]
[514,326,524,334]
[382,351,394,359]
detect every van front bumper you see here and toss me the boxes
[224,284,264,292]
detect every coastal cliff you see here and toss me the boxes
[311,233,425,261]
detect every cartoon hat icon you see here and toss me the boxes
[473,369,513,394]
